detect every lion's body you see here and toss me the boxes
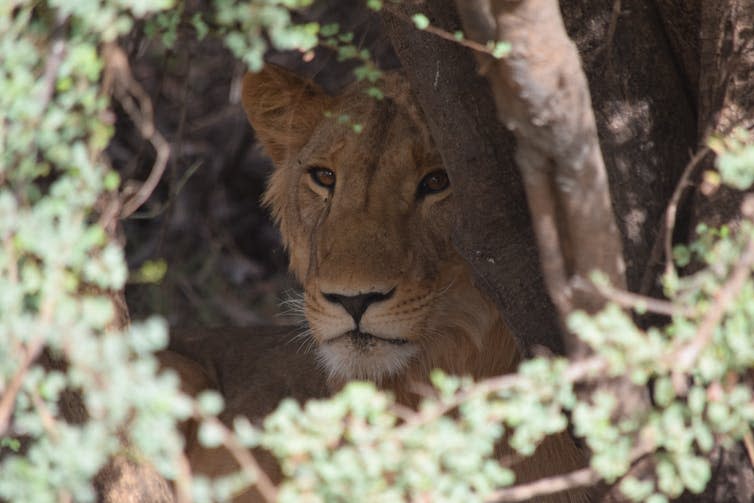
[162,66,589,502]
[164,327,327,494]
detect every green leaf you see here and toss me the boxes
[673,245,691,267]
[197,390,225,416]
[653,377,675,407]
[620,476,655,502]
[412,13,430,30]
[0,438,21,452]
[103,171,120,191]
[198,421,225,448]
[130,259,168,284]
[677,455,711,494]
[233,417,260,448]
[320,23,339,38]
[191,13,209,40]
[491,41,511,59]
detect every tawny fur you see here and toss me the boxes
[164,65,589,502]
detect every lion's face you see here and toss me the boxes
[242,67,507,384]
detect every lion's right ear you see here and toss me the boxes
[241,65,331,166]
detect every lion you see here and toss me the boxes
[163,65,589,502]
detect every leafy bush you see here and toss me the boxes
[2,1,754,502]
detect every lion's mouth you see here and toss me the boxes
[333,330,409,348]
[317,329,418,381]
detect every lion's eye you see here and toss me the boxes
[417,170,449,197]
[308,166,336,189]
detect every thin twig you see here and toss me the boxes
[0,231,58,434]
[486,436,655,502]
[173,451,193,503]
[743,432,754,471]
[384,5,504,58]
[639,146,709,294]
[200,416,278,503]
[103,43,171,219]
[36,13,69,111]
[484,467,600,502]
[0,337,46,436]
[31,389,60,441]
[573,276,693,317]
[664,147,711,279]
[128,160,202,220]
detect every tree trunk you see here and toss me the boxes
[383,0,564,356]
[381,0,753,500]
[691,0,754,230]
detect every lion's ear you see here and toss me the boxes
[241,65,330,166]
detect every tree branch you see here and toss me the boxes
[383,4,504,59]
[102,43,171,219]
[0,337,46,436]
[663,147,711,280]
[454,0,625,349]
[573,276,692,318]
[484,467,600,502]
[199,415,278,503]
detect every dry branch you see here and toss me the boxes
[663,147,711,279]
[36,13,69,111]
[454,0,625,348]
[484,467,600,503]
[200,415,278,503]
[573,277,691,318]
[102,43,171,219]
[173,452,193,503]
[384,5,503,59]
[0,337,46,436]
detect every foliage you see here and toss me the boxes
[2,0,754,502]
[0,0,188,499]
[0,0,317,501]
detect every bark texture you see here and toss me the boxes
[383,1,564,355]
[559,0,697,293]
[691,0,754,230]
[383,0,697,350]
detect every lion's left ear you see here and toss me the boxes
[241,65,331,167]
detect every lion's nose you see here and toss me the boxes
[321,289,394,325]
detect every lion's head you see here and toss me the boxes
[241,66,518,391]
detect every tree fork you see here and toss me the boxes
[455,1,651,499]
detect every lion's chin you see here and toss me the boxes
[316,330,418,383]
